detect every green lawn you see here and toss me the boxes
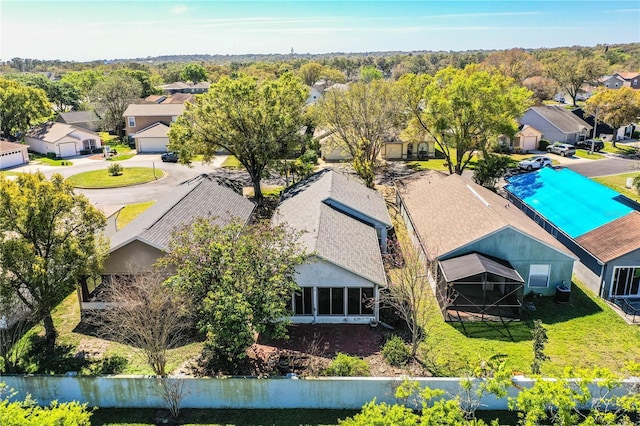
[67,168,164,188]
[30,153,73,166]
[592,172,640,202]
[573,149,605,160]
[104,142,135,162]
[602,141,639,155]
[221,155,244,170]
[117,201,156,229]
[422,278,640,377]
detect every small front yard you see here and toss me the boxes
[574,149,605,160]
[593,172,640,202]
[29,152,73,166]
[602,141,640,156]
[67,167,164,188]
[221,155,244,170]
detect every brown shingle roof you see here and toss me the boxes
[575,212,640,263]
[1,141,28,152]
[396,170,573,259]
[25,122,98,143]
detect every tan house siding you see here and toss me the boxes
[125,115,176,136]
[103,240,165,275]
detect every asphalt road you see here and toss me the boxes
[563,156,640,177]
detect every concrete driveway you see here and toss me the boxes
[11,153,228,204]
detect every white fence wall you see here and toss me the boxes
[1,375,638,410]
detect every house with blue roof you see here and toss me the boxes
[506,167,640,310]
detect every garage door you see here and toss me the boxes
[385,144,402,159]
[137,138,169,153]
[522,136,538,151]
[0,151,25,169]
[58,143,77,158]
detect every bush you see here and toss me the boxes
[79,149,91,155]
[46,152,57,160]
[324,353,370,377]
[92,147,104,154]
[538,140,550,151]
[108,163,123,176]
[382,335,411,367]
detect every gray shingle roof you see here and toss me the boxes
[273,169,387,286]
[56,111,99,124]
[110,175,255,253]
[529,106,592,134]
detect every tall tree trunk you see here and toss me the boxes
[251,176,263,202]
[42,314,57,347]
[612,128,619,148]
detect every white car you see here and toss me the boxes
[518,156,553,171]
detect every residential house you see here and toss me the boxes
[499,125,543,153]
[55,111,101,132]
[122,103,185,152]
[571,107,636,141]
[396,171,576,321]
[519,105,592,144]
[382,137,436,160]
[79,175,255,311]
[159,81,210,95]
[24,122,101,158]
[272,168,393,324]
[0,140,29,169]
[505,167,640,309]
[601,72,640,90]
[600,75,626,90]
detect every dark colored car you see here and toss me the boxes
[575,139,604,152]
[161,151,179,162]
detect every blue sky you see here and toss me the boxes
[1,1,639,61]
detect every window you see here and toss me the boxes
[634,79,638,86]
[83,139,96,150]
[612,267,640,297]
[128,117,136,127]
[347,288,374,315]
[529,264,550,288]
[318,287,345,315]
[291,287,313,315]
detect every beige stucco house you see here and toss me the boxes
[79,175,255,311]
[24,122,101,158]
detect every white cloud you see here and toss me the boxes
[171,5,188,14]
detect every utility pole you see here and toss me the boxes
[591,106,599,154]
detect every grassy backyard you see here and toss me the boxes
[421,278,640,377]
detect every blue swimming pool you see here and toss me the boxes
[505,167,634,238]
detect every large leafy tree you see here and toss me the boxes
[298,62,324,86]
[397,66,532,175]
[180,63,208,83]
[482,48,542,82]
[585,87,640,147]
[5,73,80,112]
[60,70,106,101]
[317,80,402,187]
[0,173,107,347]
[0,78,50,137]
[161,219,304,364]
[168,73,307,201]
[90,73,142,136]
[544,50,608,106]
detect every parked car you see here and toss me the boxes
[575,139,604,152]
[546,142,576,157]
[518,155,553,171]
[161,151,179,162]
